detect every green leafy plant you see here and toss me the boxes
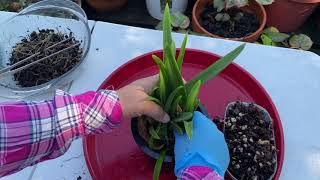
[156,12,190,31]
[214,0,273,12]
[141,4,245,180]
[289,34,313,50]
[155,12,206,36]
[257,27,313,50]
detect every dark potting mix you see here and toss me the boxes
[8,29,82,87]
[200,5,260,38]
[224,102,277,180]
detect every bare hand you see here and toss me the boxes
[116,75,170,123]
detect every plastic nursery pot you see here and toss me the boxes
[131,103,209,163]
[224,102,278,180]
[265,0,319,32]
[85,0,128,12]
[146,0,188,20]
[192,0,266,42]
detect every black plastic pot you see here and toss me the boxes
[131,103,209,163]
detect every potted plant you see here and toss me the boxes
[224,101,277,180]
[257,27,313,50]
[0,0,81,12]
[265,0,319,32]
[85,0,127,12]
[192,0,272,42]
[146,0,189,20]
[131,4,246,180]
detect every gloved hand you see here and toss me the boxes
[174,111,230,177]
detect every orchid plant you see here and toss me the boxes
[143,4,246,180]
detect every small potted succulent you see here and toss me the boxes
[192,0,272,42]
[146,0,189,20]
[257,26,313,50]
[131,4,246,180]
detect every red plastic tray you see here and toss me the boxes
[83,49,284,180]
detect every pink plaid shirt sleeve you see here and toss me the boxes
[0,89,122,177]
[180,166,223,180]
[0,89,220,179]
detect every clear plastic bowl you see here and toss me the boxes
[0,0,91,99]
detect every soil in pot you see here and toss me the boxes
[224,102,277,180]
[8,29,82,87]
[200,5,260,38]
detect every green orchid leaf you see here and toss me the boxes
[152,55,167,74]
[152,55,168,103]
[171,121,183,135]
[149,125,161,140]
[186,44,245,92]
[148,96,162,106]
[148,137,165,150]
[289,34,313,50]
[170,40,177,60]
[157,123,168,143]
[159,72,167,103]
[186,80,201,112]
[173,112,193,122]
[164,86,184,112]
[184,120,193,140]
[150,86,159,98]
[164,42,185,91]
[264,32,290,43]
[152,55,169,85]
[177,33,188,70]
[170,95,182,115]
[193,99,200,110]
[163,4,173,59]
[153,149,167,180]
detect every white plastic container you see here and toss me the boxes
[0,0,90,99]
[146,0,188,20]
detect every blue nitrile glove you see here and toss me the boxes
[174,111,230,177]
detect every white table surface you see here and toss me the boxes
[1,12,320,180]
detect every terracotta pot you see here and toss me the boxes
[265,0,319,32]
[192,0,266,42]
[85,0,127,12]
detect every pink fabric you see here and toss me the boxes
[0,90,122,177]
[180,166,223,180]
[0,89,219,180]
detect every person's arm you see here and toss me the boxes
[0,89,122,177]
[0,75,169,178]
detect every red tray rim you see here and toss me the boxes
[83,48,285,180]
